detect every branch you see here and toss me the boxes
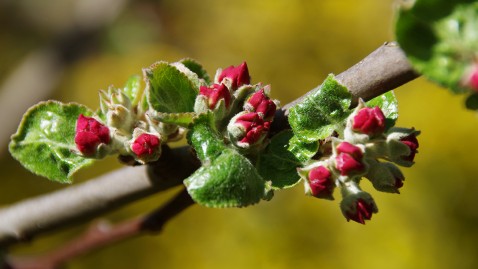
[0,42,419,248]
[5,189,194,269]
[0,146,199,248]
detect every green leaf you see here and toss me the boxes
[395,0,478,93]
[123,74,142,106]
[180,58,211,84]
[9,101,94,183]
[288,74,352,143]
[187,113,226,162]
[365,91,399,130]
[148,111,197,128]
[288,135,320,163]
[145,61,199,113]
[257,130,302,189]
[184,148,268,208]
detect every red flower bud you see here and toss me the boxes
[344,198,376,224]
[400,133,419,162]
[246,89,276,120]
[218,62,250,89]
[352,106,386,136]
[234,112,270,144]
[335,142,365,176]
[308,166,335,199]
[131,133,161,159]
[75,114,110,156]
[199,83,231,109]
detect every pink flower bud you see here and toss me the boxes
[464,64,478,92]
[308,166,335,199]
[218,62,250,89]
[131,133,161,159]
[399,133,419,162]
[234,112,270,144]
[199,83,231,109]
[75,114,110,156]
[344,198,376,224]
[246,89,276,120]
[335,142,365,176]
[352,106,386,136]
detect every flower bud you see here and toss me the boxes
[463,64,478,92]
[386,128,420,167]
[352,106,386,136]
[217,62,251,90]
[365,160,404,193]
[245,88,277,120]
[75,114,110,156]
[99,88,134,133]
[199,83,231,109]
[400,133,419,162]
[334,142,365,176]
[340,186,378,224]
[227,112,270,148]
[307,165,335,200]
[131,132,162,163]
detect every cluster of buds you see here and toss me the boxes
[75,86,165,164]
[194,62,253,121]
[227,85,278,152]
[299,101,419,224]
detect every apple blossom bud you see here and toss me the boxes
[227,112,270,148]
[400,133,419,162]
[217,62,250,90]
[75,114,110,156]
[307,165,335,200]
[335,142,365,176]
[340,189,378,224]
[245,89,277,120]
[352,106,386,136]
[463,64,478,92]
[131,133,161,162]
[199,83,231,109]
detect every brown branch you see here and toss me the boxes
[5,188,194,269]
[0,146,199,248]
[0,42,419,249]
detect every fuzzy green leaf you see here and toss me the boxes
[148,111,197,128]
[145,61,199,113]
[180,58,211,84]
[288,74,352,143]
[365,91,399,130]
[123,74,142,106]
[187,113,226,162]
[257,130,302,189]
[9,101,94,183]
[185,113,268,207]
[288,135,320,163]
[396,0,478,93]
[184,148,268,208]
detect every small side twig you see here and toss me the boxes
[5,188,194,269]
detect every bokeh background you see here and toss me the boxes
[1,0,478,268]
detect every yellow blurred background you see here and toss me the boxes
[1,0,478,268]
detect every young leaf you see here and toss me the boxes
[145,61,199,113]
[147,111,197,128]
[395,0,478,93]
[180,58,211,84]
[187,113,226,162]
[365,91,398,130]
[257,130,302,189]
[184,148,268,208]
[288,74,352,143]
[123,74,142,106]
[9,101,94,183]
[288,135,320,163]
